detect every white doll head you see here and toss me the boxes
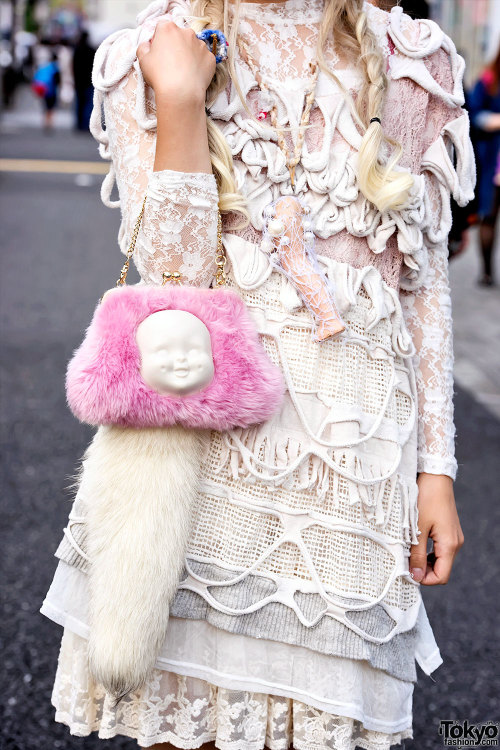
[135,309,214,396]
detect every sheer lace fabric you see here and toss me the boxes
[400,174,457,476]
[45,0,475,746]
[52,628,413,750]
[101,44,220,287]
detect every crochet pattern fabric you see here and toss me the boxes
[41,0,475,747]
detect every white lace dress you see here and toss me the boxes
[40,0,475,748]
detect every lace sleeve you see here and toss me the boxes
[400,240,456,479]
[399,33,475,481]
[98,34,219,287]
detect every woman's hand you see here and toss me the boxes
[409,473,465,585]
[137,20,216,105]
[136,20,215,173]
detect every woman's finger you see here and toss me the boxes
[409,526,429,583]
[421,538,458,585]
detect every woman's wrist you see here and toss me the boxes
[411,469,464,585]
[418,472,453,483]
[154,85,206,112]
[153,92,211,174]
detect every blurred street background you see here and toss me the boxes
[1,0,500,748]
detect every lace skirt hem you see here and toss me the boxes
[53,709,413,750]
[51,629,413,750]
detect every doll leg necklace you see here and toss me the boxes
[237,36,346,341]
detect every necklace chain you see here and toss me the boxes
[236,35,320,190]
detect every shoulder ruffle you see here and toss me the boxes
[366,3,465,107]
[357,3,475,288]
[387,7,466,108]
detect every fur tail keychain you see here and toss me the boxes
[66,192,284,700]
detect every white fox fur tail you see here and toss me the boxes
[78,424,203,702]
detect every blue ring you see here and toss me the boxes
[196,29,228,64]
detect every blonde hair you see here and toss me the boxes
[190,0,413,217]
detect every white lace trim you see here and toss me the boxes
[139,170,219,286]
[238,0,326,25]
[51,627,414,750]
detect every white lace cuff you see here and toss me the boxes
[134,169,219,287]
[417,452,458,480]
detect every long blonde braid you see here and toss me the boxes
[317,0,413,212]
[354,9,413,212]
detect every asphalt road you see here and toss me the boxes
[1,126,499,750]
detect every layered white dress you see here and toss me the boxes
[40,0,475,748]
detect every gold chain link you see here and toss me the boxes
[110,194,226,292]
[214,210,226,286]
[115,195,147,287]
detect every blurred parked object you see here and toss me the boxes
[39,5,84,45]
[83,0,148,39]
[72,29,94,131]
[0,27,36,107]
[429,0,500,88]
[468,44,500,286]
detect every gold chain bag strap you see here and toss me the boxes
[105,195,227,298]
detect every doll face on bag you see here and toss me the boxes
[135,309,214,396]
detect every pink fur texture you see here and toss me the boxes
[66,285,285,429]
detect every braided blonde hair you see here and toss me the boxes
[189,0,413,217]
[317,0,413,212]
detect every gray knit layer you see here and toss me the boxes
[54,532,418,683]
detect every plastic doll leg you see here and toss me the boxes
[272,197,345,340]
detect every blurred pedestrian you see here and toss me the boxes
[2,63,18,107]
[468,44,500,286]
[31,51,61,133]
[72,31,95,132]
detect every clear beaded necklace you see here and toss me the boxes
[236,35,319,191]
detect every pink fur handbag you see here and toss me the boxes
[66,282,284,429]
[64,199,285,703]
[66,204,284,428]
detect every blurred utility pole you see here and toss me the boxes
[9,0,27,55]
[10,0,16,57]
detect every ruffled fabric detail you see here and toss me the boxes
[385,7,466,108]
[214,1,474,290]
[89,0,474,292]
